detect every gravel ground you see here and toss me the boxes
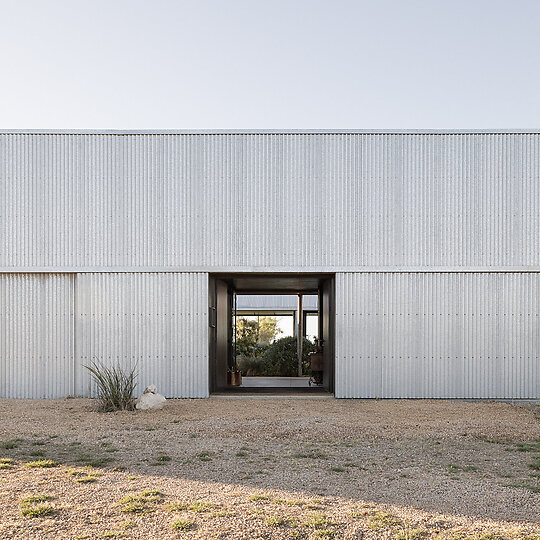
[0,397,539,539]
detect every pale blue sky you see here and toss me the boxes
[1,0,539,129]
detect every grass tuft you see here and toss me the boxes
[2,439,20,449]
[151,454,171,466]
[395,528,427,539]
[75,475,99,483]
[24,459,59,468]
[118,490,163,513]
[0,457,15,469]
[249,494,270,501]
[84,360,137,412]
[21,494,53,504]
[171,519,195,531]
[265,516,287,527]
[21,503,56,517]
[367,511,401,530]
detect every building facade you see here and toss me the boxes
[1,130,539,398]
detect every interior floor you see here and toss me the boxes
[241,376,312,388]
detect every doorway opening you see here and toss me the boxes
[208,273,335,394]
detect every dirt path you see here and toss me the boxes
[1,398,539,538]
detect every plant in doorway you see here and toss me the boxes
[238,337,315,377]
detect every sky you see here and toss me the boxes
[1,0,540,129]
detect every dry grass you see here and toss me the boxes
[0,397,539,538]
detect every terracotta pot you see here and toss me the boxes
[228,370,242,386]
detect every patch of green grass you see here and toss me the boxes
[2,439,20,450]
[265,516,287,527]
[189,500,216,513]
[118,490,163,513]
[171,519,195,531]
[31,440,46,446]
[24,459,59,468]
[141,489,162,498]
[119,500,146,514]
[330,466,345,472]
[502,482,540,493]
[469,534,505,540]
[168,500,216,513]
[236,450,248,457]
[76,455,114,468]
[168,501,189,511]
[343,462,357,467]
[155,454,171,462]
[0,457,15,469]
[395,527,427,539]
[75,475,99,483]
[529,456,540,471]
[21,494,53,504]
[29,450,45,457]
[249,494,270,501]
[66,468,95,477]
[292,450,328,459]
[303,514,336,530]
[21,503,56,517]
[197,451,212,462]
[513,441,540,452]
[367,511,401,530]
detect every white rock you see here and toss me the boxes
[136,386,166,410]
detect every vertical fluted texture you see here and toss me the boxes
[336,272,540,398]
[1,133,539,269]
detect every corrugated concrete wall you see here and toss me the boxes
[1,132,539,399]
[2,133,539,270]
[76,273,208,398]
[335,272,540,399]
[0,272,208,399]
[0,274,74,398]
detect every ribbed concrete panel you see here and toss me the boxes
[237,294,318,310]
[75,273,208,398]
[336,272,540,399]
[0,274,74,398]
[1,133,539,270]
